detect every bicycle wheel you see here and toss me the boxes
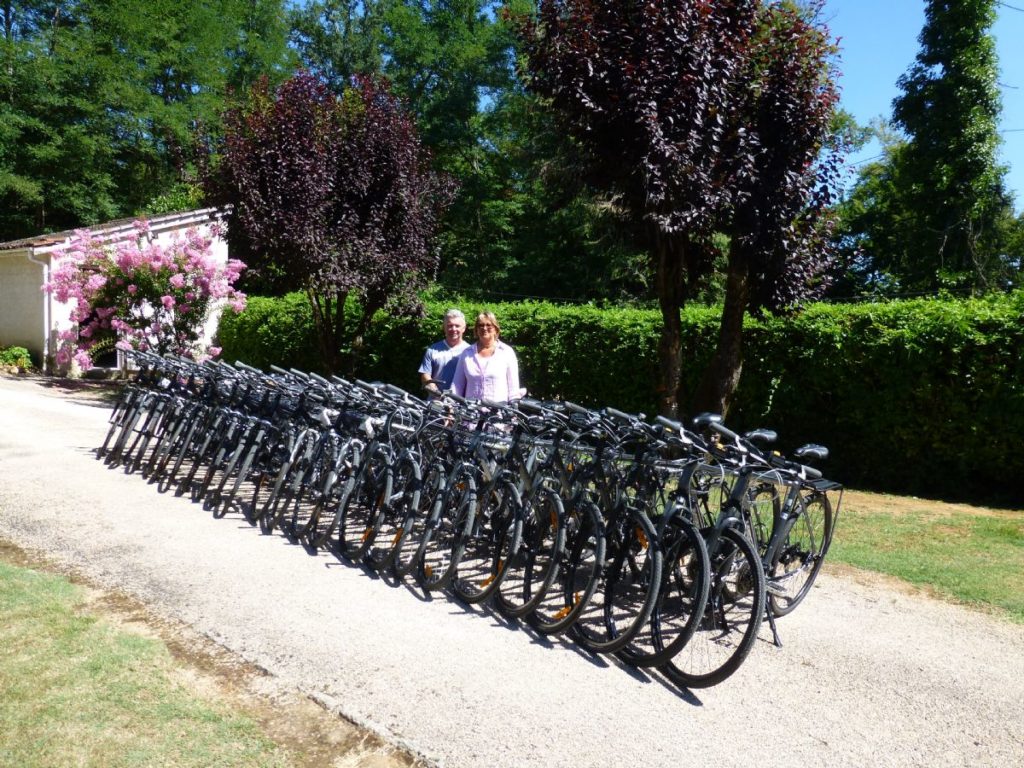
[494,486,565,619]
[305,441,359,548]
[660,526,766,689]
[364,454,421,573]
[619,513,709,668]
[193,425,237,506]
[161,406,212,495]
[767,491,833,617]
[420,465,476,591]
[258,428,320,535]
[528,497,605,636]
[452,479,522,605]
[338,447,392,563]
[146,403,194,486]
[570,508,661,655]
[105,395,151,468]
[746,481,781,557]
[141,400,185,479]
[128,399,173,476]
[392,461,444,580]
[98,388,138,460]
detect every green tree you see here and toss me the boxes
[0,0,119,238]
[288,0,386,92]
[0,0,293,241]
[863,0,1014,293]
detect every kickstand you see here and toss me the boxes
[766,604,783,648]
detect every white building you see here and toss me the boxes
[0,208,229,374]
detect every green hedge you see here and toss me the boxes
[218,291,1024,506]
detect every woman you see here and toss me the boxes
[451,311,525,403]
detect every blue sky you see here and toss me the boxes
[825,0,1024,211]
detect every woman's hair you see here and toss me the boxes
[474,311,500,334]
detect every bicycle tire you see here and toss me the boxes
[570,507,662,655]
[104,395,150,468]
[747,481,781,557]
[258,428,320,535]
[618,513,709,668]
[392,461,444,580]
[452,479,522,605]
[419,465,477,591]
[767,491,833,617]
[364,455,421,573]
[338,447,392,563]
[659,526,766,688]
[97,389,137,459]
[146,402,193,485]
[527,497,605,636]
[160,406,210,495]
[494,486,565,619]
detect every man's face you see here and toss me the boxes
[444,317,466,347]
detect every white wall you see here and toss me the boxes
[0,251,48,365]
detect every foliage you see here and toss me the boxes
[435,87,654,304]
[0,0,294,242]
[379,0,531,166]
[0,345,32,369]
[288,0,386,92]
[518,0,842,416]
[214,293,321,373]
[836,0,1017,295]
[219,290,1024,505]
[42,220,246,370]
[210,71,456,373]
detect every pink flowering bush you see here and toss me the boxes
[43,219,246,370]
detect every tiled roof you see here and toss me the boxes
[0,208,224,252]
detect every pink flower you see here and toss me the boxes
[127,284,138,295]
[73,349,93,370]
[169,273,186,289]
[161,295,176,310]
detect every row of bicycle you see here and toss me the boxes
[96,350,842,688]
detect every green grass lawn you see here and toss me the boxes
[0,561,289,768]
[828,490,1024,622]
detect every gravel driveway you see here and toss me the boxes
[1,374,1022,768]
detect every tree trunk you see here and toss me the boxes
[689,243,750,418]
[654,233,686,418]
[307,289,344,374]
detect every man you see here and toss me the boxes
[418,308,469,394]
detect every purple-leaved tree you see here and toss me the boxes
[521,0,841,417]
[211,71,456,373]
